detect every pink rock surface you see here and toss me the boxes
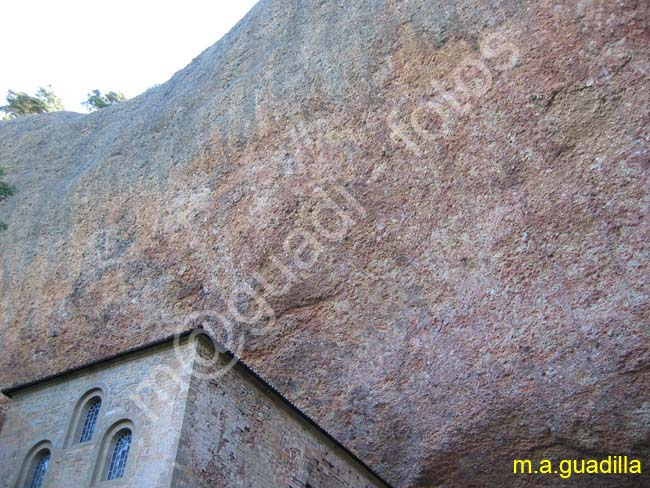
[0,1,648,485]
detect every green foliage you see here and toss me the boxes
[1,86,63,119]
[0,167,16,232]
[0,168,15,200]
[84,90,126,111]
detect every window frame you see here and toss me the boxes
[26,449,50,488]
[14,440,53,488]
[105,429,132,480]
[78,397,103,443]
[91,419,137,485]
[64,387,105,447]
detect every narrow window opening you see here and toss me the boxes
[65,387,104,448]
[79,397,101,443]
[106,429,132,480]
[26,450,50,488]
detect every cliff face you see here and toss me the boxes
[0,0,648,485]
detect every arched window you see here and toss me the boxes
[65,387,104,447]
[79,397,102,443]
[92,420,136,484]
[26,450,50,488]
[16,441,52,488]
[106,429,132,480]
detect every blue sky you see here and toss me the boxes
[0,0,259,112]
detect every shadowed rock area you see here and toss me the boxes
[0,0,649,486]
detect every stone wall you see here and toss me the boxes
[0,340,195,487]
[172,338,388,488]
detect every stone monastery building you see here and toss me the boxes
[0,330,391,488]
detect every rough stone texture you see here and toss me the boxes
[172,339,388,487]
[0,0,649,486]
[0,341,195,487]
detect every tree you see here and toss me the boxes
[0,167,16,232]
[84,90,126,111]
[1,86,63,119]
